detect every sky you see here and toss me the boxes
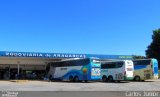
[0,0,160,56]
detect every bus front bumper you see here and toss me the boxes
[124,76,134,80]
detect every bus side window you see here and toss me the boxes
[101,63,109,69]
[110,63,116,68]
[117,62,123,68]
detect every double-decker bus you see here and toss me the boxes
[101,60,134,82]
[46,58,101,82]
[133,58,159,81]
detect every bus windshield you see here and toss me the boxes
[91,59,101,67]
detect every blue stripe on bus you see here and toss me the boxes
[134,65,147,70]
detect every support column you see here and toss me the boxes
[9,65,10,79]
[17,61,20,79]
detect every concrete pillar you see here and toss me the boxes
[17,61,20,79]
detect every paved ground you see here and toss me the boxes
[0,91,130,97]
[0,79,160,91]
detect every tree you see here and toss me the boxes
[132,55,146,59]
[146,28,160,68]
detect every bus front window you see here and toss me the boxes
[91,60,101,79]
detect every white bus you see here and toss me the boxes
[101,60,134,82]
[46,58,101,82]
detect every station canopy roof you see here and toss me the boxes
[0,51,133,60]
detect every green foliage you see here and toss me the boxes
[146,29,160,68]
[159,70,160,78]
[132,55,146,59]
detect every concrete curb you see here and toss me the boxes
[10,80,29,83]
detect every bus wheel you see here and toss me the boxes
[74,76,79,82]
[84,80,88,83]
[141,80,145,82]
[134,76,141,81]
[117,80,120,83]
[69,75,74,82]
[102,76,107,82]
[108,76,113,82]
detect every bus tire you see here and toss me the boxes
[117,80,120,83]
[69,75,74,82]
[102,75,107,82]
[108,76,113,82]
[134,76,141,81]
[74,76,79,82]
[84,80,88,83]
[141,80,145,82]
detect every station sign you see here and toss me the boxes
[0,51,133,59]
[3,52,86,58]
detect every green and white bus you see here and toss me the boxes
[101,60,134,82]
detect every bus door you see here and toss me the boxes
[144,70,151,79]
[82,67,88,80]
[115,62,123,80]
